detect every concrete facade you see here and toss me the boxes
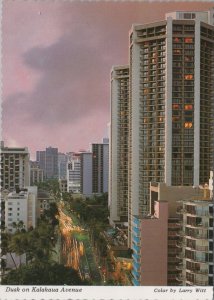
[128,9,214,248]
[0,142,30,191]
[5,186,38,233]
[132,201,168,286]
[109,66,129,227]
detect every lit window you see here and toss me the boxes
[185,38,193,43]
[172,104,179,109]
[174,37,180,43]
[184,122,193,128]
[185,74,193,80]
[184,105,193,110]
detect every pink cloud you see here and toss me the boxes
[3,1,212,159]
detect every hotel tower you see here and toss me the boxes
[128,9,214,246]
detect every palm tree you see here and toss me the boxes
[1,232,18,269]
[8,233,26,267]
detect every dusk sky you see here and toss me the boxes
[3,1,212,160]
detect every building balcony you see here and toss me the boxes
[132,277,140,286]
[176,273,183,282]
[133,235,140,244]
[185,233,208,240]
[132,226,140,236]
[176,240,186,248]
[186,279,208,286]
[132,269,140,281]
[132,252,140,263]
[185,223,209,229]
[186,268,208,275]
[133,261,140,272]
[176,252,185,259]
[185,257,208,264]
[133,244,140,253]
[185,245,209,252]
[186,211,211,217]
[177,207,187,214]
[176,262,184,271]
[176,230,185,236]
[195,245,209,252]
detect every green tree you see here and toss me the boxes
[2,262,89,285]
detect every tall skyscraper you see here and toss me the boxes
[109,66,129,226]
[0,142,30,190]
[45,147,58,179]
[58,152,68,179]
[91,138,109,194]
[128,9,214,245]
[80,152,93,196]
[36,147,58,179]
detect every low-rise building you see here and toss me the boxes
[5,186,38,233]
[131,201,168,286]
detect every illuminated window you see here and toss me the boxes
[184,122,193,128]
[184,105,193,110]
[172,104,179,109]
[144,89,149,94]
[185,38,193,43]
[174,37,181,43]
[185,74,193,80]
[143,118,148,123]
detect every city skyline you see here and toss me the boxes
[2,1,212,160]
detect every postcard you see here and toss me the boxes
[1,0,213,299]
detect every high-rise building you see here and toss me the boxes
[36,147,58,179]
[80,152,93,196]
[30,161,44,185]
[45,147,58,179]
[36,150,46,174]
[128,9,214,246]
[58,153,68,179]
[109,66,129,227]
[91,138,109,194]
[0,142,30,191]
[67,153,81,193]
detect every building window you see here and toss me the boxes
[184,37,193,43]
[184,122,193,128]
[184,104,193,110]
[185,74,193,80]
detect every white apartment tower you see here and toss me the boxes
[67,153,81,193]
[109,66,129,226]
[128,9,214,245]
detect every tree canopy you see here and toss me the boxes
[2,262,87,285]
